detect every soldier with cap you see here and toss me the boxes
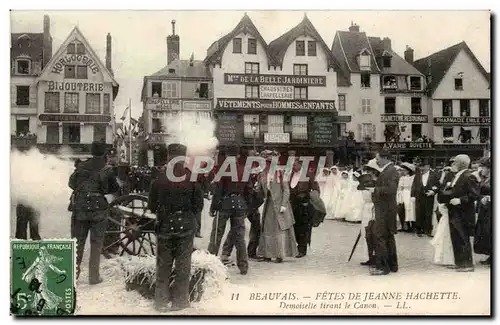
[148,143,204,312]
[208,145,252,275]
[69,140,120,283]
[102,148,122,258]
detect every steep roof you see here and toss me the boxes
[204,13,274,66]
[11,33,45,62]
[152,59,212,78]
[413,41,490,95]
[368,37,423,76]
[332,30,381,74]
[38,27,119,99]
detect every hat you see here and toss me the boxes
[167,143,187,156]
[365,158,381,172]
[91,141,107,156]
[358,174,376,188]
[478,156,491,168]
[400,162,416,173]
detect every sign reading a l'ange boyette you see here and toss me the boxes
[51,54,100,74]
[224,73,326,87]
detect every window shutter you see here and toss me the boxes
[357,123,362,141]
[371,124,376,141]
[162,82,168,98]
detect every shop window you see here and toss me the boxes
[247,38,257,55]
[291,116,308,140]
[361,99,371,114]
[103,94,110,114]
[268,115,284,133]
[361,72,371,88]
[296,41,305,56]
[455,78,463,90]
[479,99,489,116]
[76,66,87,79]
[442,127,454,143]
[152,118,163,133]
[384,97,396,114]
[479,127,490,143]
[460,99,470,117]
[151,82,162,97]
[44,92,60,112]
[16,60,30,74]
[244,114,259,138]
[293,64,308,76]
[199,83,209,98]
[245,85,259,99]
[46,124,59,144]
[294,87,307,100]
[245,62,259,74]
[15,118,30,135]
[65,65,76,79]
[93,124,107,142]
[307,41,316,56]
[411,124,422,141]
[411,97,422,114]
[409,76,422,91]
[16,86,30,106]
[62,124,81,144]
[338,94,346,111]
[233,38,242,53]
[64,92,79,113]
[382,75,397,89]
[442,100,452,117]
[86,93,101,114]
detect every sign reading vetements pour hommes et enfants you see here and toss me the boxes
[51,54,100,74]
[216,114,241,144]
[48,81,104,92]
[224,74,326,86]
[216,99,336,111]
[312,115,334,146]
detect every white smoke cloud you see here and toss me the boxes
[10,148,74,238]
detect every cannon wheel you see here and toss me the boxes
[103,194,157,256]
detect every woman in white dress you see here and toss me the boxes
[398,162,417,232]
[324,167,340,220]
[344,171,364,223]
[332,171,350,220]
[431,180,455,266]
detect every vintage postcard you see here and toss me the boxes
[10,10,490,316]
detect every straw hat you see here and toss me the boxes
[400,162,416,173]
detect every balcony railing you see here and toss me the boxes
[11,134,37,149]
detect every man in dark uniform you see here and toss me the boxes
[102,148,122,258]
[148,143,204,312]
[69,141,119,283]
[208,146,252,275]
[15,203,41,240]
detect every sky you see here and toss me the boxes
[10,10,491,120]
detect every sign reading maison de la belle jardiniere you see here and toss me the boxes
[433,117,491,125]
[224,73,326,87]
[51,54,100,74]
[216,98,336,111]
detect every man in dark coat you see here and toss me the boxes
[414,159,440,237]
[15,203,41,240]
[148,143,204,312]
[69,141,119,283]
[208,146,252,275]
[370,150,399,276]
[443,154,480,272]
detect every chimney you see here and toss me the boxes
[167,20,180,65]
[189,53,194,66]
[42,15,52,68]
[105,33,113,76]
[404,45,414,64]
[348,21,360,32]
[382,37,391,50]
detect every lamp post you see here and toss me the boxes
[250,118,258,153]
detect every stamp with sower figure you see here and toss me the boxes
[10,239,76,316]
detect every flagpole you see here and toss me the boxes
[129,98,132,165]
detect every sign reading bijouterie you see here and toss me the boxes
[382,142,434,150]
[48,81,104,92]
[51,54,100,74]
[216,98,336,111]
[381,114,428,123]
[39,114,111,123]
[224,74,326,87]
[433,117,491,125]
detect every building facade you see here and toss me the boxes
[207,14,348,165]
[414,41,490,164]
[141,21,213,166]
[35,27,118,157]
[10,15,52,151]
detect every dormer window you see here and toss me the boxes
[359,49,371,71]
[382,75,397,89]
[409,76,422,91]
[455,78,463,90]
[296,41,305,56]
[233,38,242,53]
[16,59,30,74]
[382,50,392,68]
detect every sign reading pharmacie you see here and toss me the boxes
[216,98,336,111]
[51,54,100,74]
[433,117,491,125]
[259,85,294,100]
[381,114,428,123]
[48,81,104,92]
[39,114,111,123]
[224,73,326,87]
[382,142,434,150]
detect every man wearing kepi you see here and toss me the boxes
[69,140,119,283]
[148,143,204,312]
[208,145,252,275]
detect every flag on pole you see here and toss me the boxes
[121,105,130,121]
[130,117,139,127]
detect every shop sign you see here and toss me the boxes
[381,114,428,123]
[434,144,486,150]
[259,85,294,100]
[51,54,100,74]
[264,132,290,144]
[336,115,352,123]
[48,81,104,92]
[216,98,336,111]
[224,74,326,87]
[433,117,490,125]
[39,114,111,123]
[183,101,212,110]
[382,142,434,150]
[146,98,181,110]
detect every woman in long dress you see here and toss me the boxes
[256,164,298,263]
[332,171,350,220]
[431,179,455,266]
[399,162,417,232]
[474,157,491,265]
[344,171,363,223]
[324,167,339,220]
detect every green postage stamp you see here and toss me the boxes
[10,239,76,316]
